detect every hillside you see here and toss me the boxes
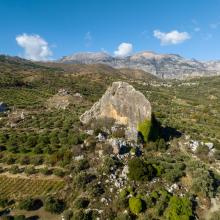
[0,56,220,219]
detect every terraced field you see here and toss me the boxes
[0,175,65,199]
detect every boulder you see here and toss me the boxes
[80,81,152,141]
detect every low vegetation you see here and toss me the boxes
[0,57,220,219]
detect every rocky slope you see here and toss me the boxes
[59,51,220,79]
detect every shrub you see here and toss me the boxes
[115,212,131,220]
[40,167,52,175]
[1,216,14,220]
[74,197,90,209]
[164,169,184,183]
[14,215,26,220]
[129,197,143,214]
[196,145,209,156]
[214,150,220,160]
[137,119,152,143]
[128,158,155,181]
[75,159,90,172]
[164,196,193,220]
[19,156,30,165]
[115,197,129,210]
[30,156,44,165]
[0,198,9,208]
[157,139,167,151]
[53,168,65,177]
[24,166,37,175]
[101,156,120,174]
[89,183,105,197]
[9,165,21,174]
[18,198,43,211]
[71,210,85,220]
[62,209,73,220]
[120,189,129,199]
[44,196,65,214]
[74,172,96,189]
[6,156,16,165]
[139,116,161,144]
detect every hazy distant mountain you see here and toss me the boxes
[59,51,220,79]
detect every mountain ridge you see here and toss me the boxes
[58,51,220,79]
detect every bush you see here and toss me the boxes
[44,196,65,214]
[19,156,30,165]
[71,210,85,220]
[74,197,90,209]
[129,197,143,214]
[53,168,65,177]
[128,158,155,181]
[74,172,96,189]
[62,209,73,220]
[89,183,105,197]
[101,156,120,174]
[9,165,21,174]
[75,159,90,172]
[30,156,44,165]
[40,167,52,175]
[1,216,14,220]
[163,168,184,183]
[0,198,9,208]
[18,198,43,211]
[120,189,129,199]
[14,215,26,220]
[137,119,152,143]
[115,212,131,220]
[6,156,16,165]
[24,166,36,175]
[164,196,193,220]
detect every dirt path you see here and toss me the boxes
[10,207,61,220]
[0,171,63,181]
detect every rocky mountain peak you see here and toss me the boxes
[80,81,152,141]
[60,52,112,64]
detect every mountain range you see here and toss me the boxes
[59,51,220,79]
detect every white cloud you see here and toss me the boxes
[16,33,52,61]
[153,30,191,45]
[85,31,92,47]
[194,27,201,32]
[210,22,220,29]
[114,42,133,57]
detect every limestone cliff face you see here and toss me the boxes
[80,81,152,141]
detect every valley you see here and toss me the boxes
[0,55,220,219]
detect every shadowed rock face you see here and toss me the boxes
[80,81,152,141]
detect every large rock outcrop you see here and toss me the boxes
[80,81,152,141]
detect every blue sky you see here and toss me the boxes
[0,0,220,60]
